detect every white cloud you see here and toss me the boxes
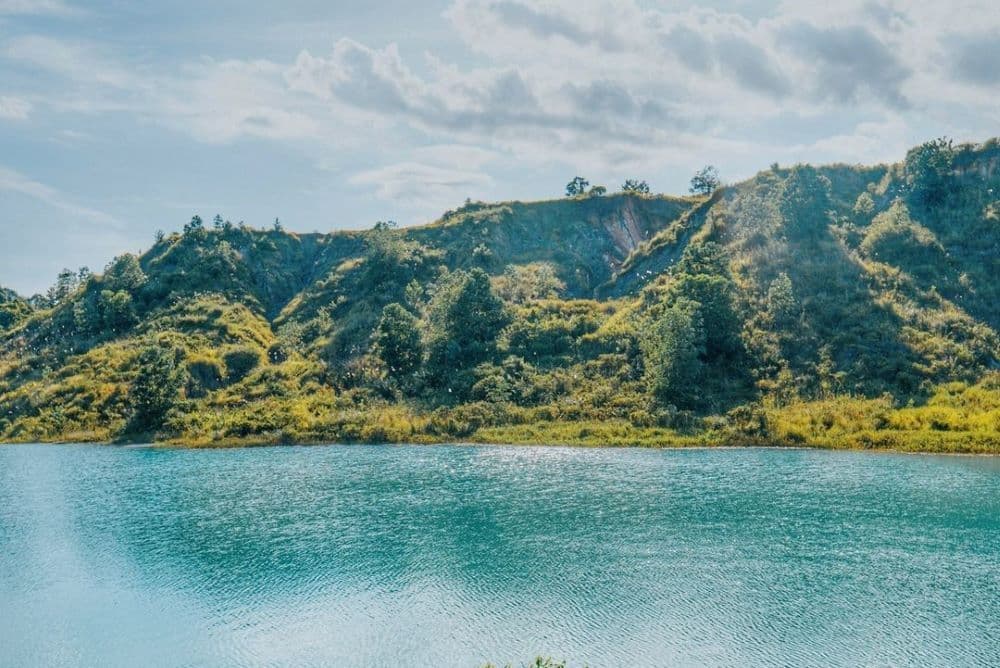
[792,116,911,166]
[157,59,321,143]
[0,95,30,119]
[0,0,79,16]
[284,36,695,169]
[412,144,498,169]
[3,0,1000,190]
[5,35,136,89]
[350,161,493,213]
[0,164,121,227]
[4,37,323,143]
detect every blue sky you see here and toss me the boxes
[1,0,998,295]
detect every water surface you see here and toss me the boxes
[1,444,997,667]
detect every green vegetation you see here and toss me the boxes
[1,139,998,452]
[689,165,721,195]
[129,345,183,431]
[565,176,589,197]
[622,179,650,194]
[0,287,32,331]
[483,658,568,668]
[374,303,423,380]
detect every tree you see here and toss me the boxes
[689,165,721,195]
[46,268,79,305]
[779,166,832,238]
[183,215,204,234]
[668,273,741,358]
[128,346,182,431]
[766,272,797,325]
[363,220,435,294]
[426,269,510,386]
[472,243,493,266]
[565,176,589,197]
[904,137,955,207]
[622,179,650,194]
[589,185,607,196]
[853,192,876,220]
[98,289,137,332]
[493,263,565,304]
[213,214,224,231]
[103,254,146,293]
[676,242,729,276]
[373,303,423,378]
[72,296,98,333]
[154,229,165,243]
[0,289,32,331]
[273,217,283,232]
[643,299,705,409]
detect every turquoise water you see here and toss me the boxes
[0,445,997,667]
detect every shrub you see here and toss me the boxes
[373,303,423,379]
[186,357,224,398]
[128,346,183,432]
[223,347,262,383]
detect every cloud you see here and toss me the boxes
[345,143,498,216]
[4,0,999,191]
[349,161,493,211]
[663,25,712,74]
[5,35,136,89]
[0,165,121,227]
[862,1,910,31]
[0,95,30,119]
[0,0,79,16]
[948,31,1000,85]
[286,37,688,161]
[412,144,499,168]
[4,37,320,142]
[486,0,624,50]
[793,116,911,165]
[662,23,790,97]
[714,34,791,97]
[778,22,912,109]
[158,59,321,143]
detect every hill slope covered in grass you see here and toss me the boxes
[1,138,998,452]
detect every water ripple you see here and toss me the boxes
[0,444,997,667]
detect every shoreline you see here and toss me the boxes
[3,434,998,456]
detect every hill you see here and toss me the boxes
[1,138,998,452]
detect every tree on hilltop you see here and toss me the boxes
[622,179,650,194]
[690,166,721,195]
[565,176,589,197]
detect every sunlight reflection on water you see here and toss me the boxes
[1,444,997,667]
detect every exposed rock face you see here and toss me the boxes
[410,194,695,296]
[601,197,647,258]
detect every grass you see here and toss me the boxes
[7,398,996,454]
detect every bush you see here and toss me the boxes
[128,346,183,432]
[425,269,510,390]
[223,347,262,383]
[186,357,224,398]
[373,303,423,378]
[905,137,955,207]
[642,299,705,410]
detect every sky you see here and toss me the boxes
[1,0,998,295]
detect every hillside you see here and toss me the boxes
[1,138,998,452]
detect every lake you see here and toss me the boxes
[0,444,997,667]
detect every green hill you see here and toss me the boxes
[1,138,998,452]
